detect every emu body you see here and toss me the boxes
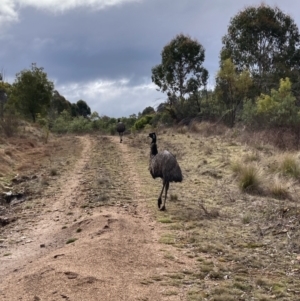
[116,119,125,143]
[149,132,182,210]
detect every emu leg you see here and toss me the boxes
[160,181,169,211]
[158,181,166,209]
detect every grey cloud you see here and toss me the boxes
[2,1,216,79]
[1,0,300,116]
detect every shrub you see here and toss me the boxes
[241,99,259,128]
[52,112,93,134]
[0,114,19,137]
[257,78,300,128]
[51,111,71,133]
[68,116,92,133]
[133,115,153,130]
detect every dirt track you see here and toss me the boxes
[0,135,190,301]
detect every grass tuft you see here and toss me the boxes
[279,154,300,179]
[158,217,173,223]
[66,238,77,244]
[238,164,261,192]
[242,213,252,224]
[268,175,291,199]
[159,234,175,245]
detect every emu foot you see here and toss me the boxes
[157,197,162,209]
[160,205,166,211]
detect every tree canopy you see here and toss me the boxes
[221,4,300,95]
[51,90,72,115]
[215,58,252,126]
[151,34,208,122]
[76,100,91,117]
[152,34,208,99]
[10,63,54,122]
[142,106,155,116]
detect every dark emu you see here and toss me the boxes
[116,119,126,143]
[148,132,183,211]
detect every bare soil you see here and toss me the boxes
[1,127,300,301]
[0,133,192,301]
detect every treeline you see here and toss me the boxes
[148,4,300,133]
[1,4,300,142]
[129,4,300,141]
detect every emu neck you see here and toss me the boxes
[150,142,158,156]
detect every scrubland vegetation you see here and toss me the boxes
[2,3,300,300]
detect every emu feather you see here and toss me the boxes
[148,132,182,210]
[116,119,125,143]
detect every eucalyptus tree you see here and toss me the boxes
[11,63,54,122]
[221,4,300,95]
[76,99,91,117]
[51,90,72,115]
[152,34,208,121]
[142,106,155,116]
[215,58,252,127]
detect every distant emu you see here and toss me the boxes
[148,132,183,211]
[116,119,125,143]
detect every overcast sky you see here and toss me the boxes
[0,0,299,117]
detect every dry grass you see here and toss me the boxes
[3,123,300,300]
[268,174,292,200]
[278,153,300,179]
[231,161,263,192]
[237,127,300,150]
[126,126,300,300]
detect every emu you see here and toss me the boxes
[116,119,125,143]
[148,132,183,211]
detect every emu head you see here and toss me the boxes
[117,118,120,122]
[149,132,156,143]
[149,132,158,156]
